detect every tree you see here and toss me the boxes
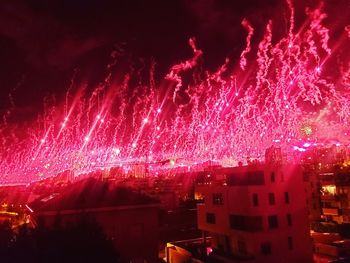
[0,215,121,263]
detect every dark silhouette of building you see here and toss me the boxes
[29,178,160,263]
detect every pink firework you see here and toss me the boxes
[0,1,349,184]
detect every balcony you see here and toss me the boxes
[341,208,350,216]
[321,194,347,202]
[321,194,336,201]
[322,207,340,216]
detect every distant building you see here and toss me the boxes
[303,168,322,223]
[312,232,350,260]
[319,168,350,226]
[265,146,284,165]
[195,163,313,263]
[165,237,212,263]
[29,178,160,263]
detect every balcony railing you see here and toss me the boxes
[322,207,339,216]
[341,208,350,216]
[321,194,347,201]
[321,194,336,201]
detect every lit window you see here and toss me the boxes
[212,193,224,205]
[322,185,336,195]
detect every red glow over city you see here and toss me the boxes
[0,1,349,184]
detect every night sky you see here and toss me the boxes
[0,0,348,120]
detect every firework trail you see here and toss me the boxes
[0,1,349,184]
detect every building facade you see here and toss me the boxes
[196,163,313,262]
[319,170,350,225]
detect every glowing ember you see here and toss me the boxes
[0,1,349,184]
[301,124,313,137]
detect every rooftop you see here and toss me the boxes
[30,178,159,212]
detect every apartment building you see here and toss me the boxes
[196,163,313,262]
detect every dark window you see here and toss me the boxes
[130,224,144,239]
[230,215,244,229]
[268,215,278,229]
[288,236,293,250]
[227,170,265,186]
[247,171,265,185]
[324,202,332,208]
[268,193,275,205]
[206,213,216,224]
[238,240,247,254]
[213,193,224,205]
[284,192,290,204]
[271,172,275,183]
[287,214,292,226]
[253,193,259,207]
[246,216,263,232]
[261,242,271,255]
[230,215,263,232]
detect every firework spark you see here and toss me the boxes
[0,1,349,184]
